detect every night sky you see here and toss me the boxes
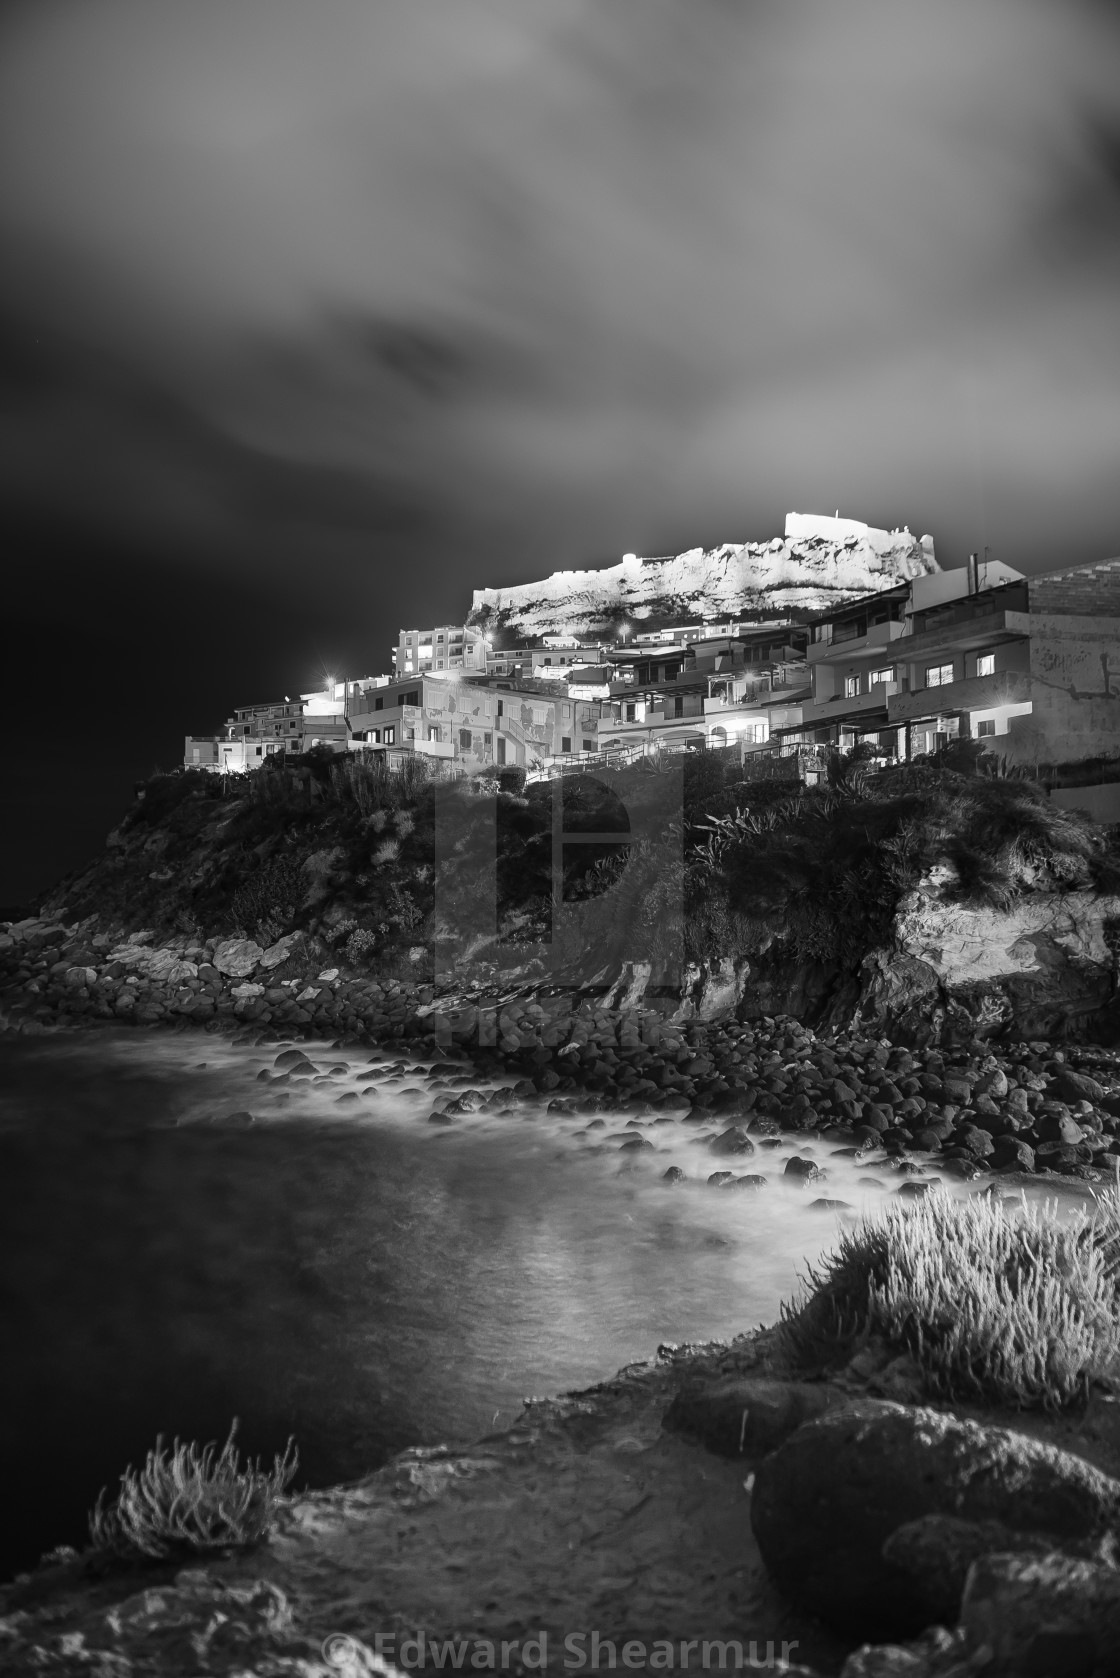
[3,0,1120,905]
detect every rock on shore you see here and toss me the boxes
[4,910,1120,1188]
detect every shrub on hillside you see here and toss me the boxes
[89,1421,298,1562]
[130,770,219,827]
[689,764,1112,969]
[778,1191,1120,1410]
[330,752,432,815]
[230,855,305,943]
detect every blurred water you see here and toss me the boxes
[0,1028,976,1580]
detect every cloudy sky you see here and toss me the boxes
[3,0,1120,900]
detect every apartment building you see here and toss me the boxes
[344,672,623,769]
[393,625,491,677]
[771,554,1120,790]
[590,626,811,751]
[183,697,348,772]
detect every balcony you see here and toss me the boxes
[808,620,906,663]
[901,608,1029,661]
[888,669,1031,722]
[798,681,900,727]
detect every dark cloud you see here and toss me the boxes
[2,0,1120,895]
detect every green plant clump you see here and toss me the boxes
[779,1190,1120,1410]
[89,1421,298,1561]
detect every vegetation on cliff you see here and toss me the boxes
[32,745,1120,1004]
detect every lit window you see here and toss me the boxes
[870,667,895,686]
[844,675,860,698]
[976,652,995,677]
[926,663,954,688]
[976,718,997,738]
[384,726,395,745]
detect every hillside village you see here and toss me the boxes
[185,512,1120,821]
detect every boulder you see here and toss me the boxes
[989,1137,1036,1172]
[274,1049,314,1071]
[952,1124,994,1157]
[664,1377,837,1458]
[960,1550,1120,1677]
[838,1625,969,1678]
[258,933,303,970]
[784,1156,821,1182]
[880,1514,1055,1627]
[749,1401,1120,1638]
[1048,1068,1107,1107]
[1035,1112,1085,1146]
[211,938,264,978]
[709,1126,755,1157]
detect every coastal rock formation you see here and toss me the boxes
[749,1401,1120,1637]
[468,514,936,640]
[854,872,1120,1046]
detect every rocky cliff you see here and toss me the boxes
[468,513,937,640]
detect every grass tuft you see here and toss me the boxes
[779,1191,1120,1410]
[88,1420,298,1562]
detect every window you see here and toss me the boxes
[976,652,996,677]
[483,733,492,748]
[926,663,954,688]
[191,748,200,763]
[375,696,384,711]
[844,675,860,699]
[582,738,593,751]
[625,703,636,722]
[870,667,895,686]
[255,746,263,757]
[459,729,472,749]
[673,696,684,717]
[384,726,395,745]
[561,737,572,752]
[976,718,997,738]
[496,700,504,718]
[544,657,552,666]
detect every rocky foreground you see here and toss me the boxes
[3,910,1120,1188]
[3,1326,1120,1676]
[6,910,1120,1673]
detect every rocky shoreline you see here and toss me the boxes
[4,911,1120,1190]
[6,909,1120,1674]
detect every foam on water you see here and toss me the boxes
[0,1027,1093,1580]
